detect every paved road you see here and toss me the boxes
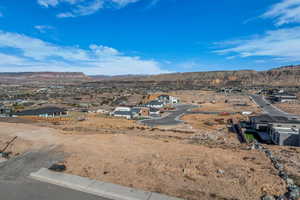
[250,94,300,119]
[141,104,198,126]
[0,149,110,200]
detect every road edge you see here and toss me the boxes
[30,168,183,200]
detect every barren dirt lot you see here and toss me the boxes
[275,102,300,115]
[0,122,286,200]
[180,114,244,146]
[170,90,261,113]
[0,91,289,199]
[55,114,145,134]
[268,145,300,185]
[182,114,246,131]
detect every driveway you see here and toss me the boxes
[250,94,300,119]
[140,104,197,126]
[0,149,109,200]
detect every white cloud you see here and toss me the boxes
[110,0,139,7]
[263,0,300,26]
[0,53,27,65]
[214,27,300,62]
[0,30,167,75]
[38,0,141,18]
[57,0,103,18]
[37,0,83,7]
[0,31,89,61]
[176,61,199,70]
[34,25,55,33]
[56,12,75,18]
[89,44,120,56]
[38,0,59,7]
[143,0,160,10]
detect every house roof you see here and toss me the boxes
[147,100,164,105]
[150,107,160,112]
[272,127,299,134]
[250,114,300,124]
[157,95,170,99]
[113,111,132,116]
[131,108,141,113]
[14,107,67,116]
[272,93,297,99]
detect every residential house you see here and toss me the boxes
[149,107,160,116]
[157,95,179,105]
[96,109,109,114]
[13,107,67,118]
[145,100,164,108]
[157,95,170,105]
[269,127,300,146]
[140,107,150,117]
[112,111,132,119]
[0,104,12,117]
[114,107,131,112]
[249,114,300,146]
[269,93,297,103]
[131,108,142,118]
[250,114,300,131]
[111,107,135,119]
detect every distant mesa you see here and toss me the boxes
[0,64,300,86]
[0,72,90,84]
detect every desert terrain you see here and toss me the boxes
[0,121,286,200]
[274,93,300,115]
[0,90,293,200]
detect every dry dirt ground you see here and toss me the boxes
[169,90,261,113]
[0,91,289,200]
[180,114,244,147]
[0,121,287,200]
[272,92,300,115]
[275,102,300,115]
[268,145,300,186]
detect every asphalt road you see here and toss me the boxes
[250,94,299,119]
[141,104,198,126]
[0,149,110,200]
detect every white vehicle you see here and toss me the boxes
[242,111,253,115]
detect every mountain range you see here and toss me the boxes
[1,65,300,87]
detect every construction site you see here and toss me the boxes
[1,89,300,200]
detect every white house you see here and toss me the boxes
[112,111,132,119]
[156,95,179,105]
[145,100,164,108]
[170,96,179,104]
[114,107,131,112]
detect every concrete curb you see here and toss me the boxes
[30,168,183,200]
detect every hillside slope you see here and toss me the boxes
[91,65,300,87]
[1,65,300,87]
[0,72,90,84]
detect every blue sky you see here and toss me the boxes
[0,0,300,75]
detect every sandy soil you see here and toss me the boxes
[0,122,286,200]
[0,91,286,199]
[169,90,261,114]
[268,145,300,185]
[181,114,246,131]
[42,113,147,135]
[275,102,300,115]
[180,114,244,146]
